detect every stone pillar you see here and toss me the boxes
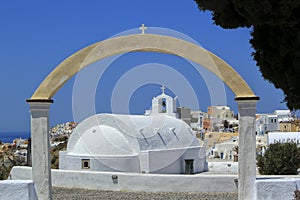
[235,97,259,200]
[27,99,53,200]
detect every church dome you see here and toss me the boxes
[66,86,199,157]
[68,125,137,156]
[66,113,199,157]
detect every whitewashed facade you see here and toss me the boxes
[255,110,292,135]
[255,114,279,135]
[274,110,293,122]
[211,137,238,160]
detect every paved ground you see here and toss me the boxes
[53,187,238,200]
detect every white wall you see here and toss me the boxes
[59,152,140,172]
[0,180,37,200]
[256,178,300,200]
[60,147,207,174]
[10,166,300,198]
[268,132,300,145]
[10,166,237,193]
[144,147,207,174]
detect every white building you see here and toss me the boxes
[175,108,207,133]
[274,110,293,122]
[210,134,268,159]
[205,106,236,132]
[59,87,207,174]
[255,114,278,135]
[255,110,292,135]
[211,137,238,160]
[176,107,192,125]
[190,111,206,131]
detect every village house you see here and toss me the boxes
[203,106,236,132]
[255,110,293,135]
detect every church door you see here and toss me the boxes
[184,159,194,174]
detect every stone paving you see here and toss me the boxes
[53,187,238,200]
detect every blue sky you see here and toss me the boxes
[0,1,288,132]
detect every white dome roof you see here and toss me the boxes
[67,113,200,156]
[69,125,137,156]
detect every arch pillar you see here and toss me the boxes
[235,96,259,200]
[26,99,53,200]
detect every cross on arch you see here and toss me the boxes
[139,24,147,34]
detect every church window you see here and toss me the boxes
[82,159,90,169]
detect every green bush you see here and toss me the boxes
[0,166,11,180]
[257,142,300,175]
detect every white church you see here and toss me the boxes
[59,86,207,174]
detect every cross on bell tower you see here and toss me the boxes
[150,85,176,117]
[161,85,166,94]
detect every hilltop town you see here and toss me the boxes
[0,122,77,180]
[177,106,300,160]
[1,106,299,180]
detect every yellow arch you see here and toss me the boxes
[30,34,256,100]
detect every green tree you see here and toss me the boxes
[194,0,300,110]
[257,142,300,175]
[0,166,11,180]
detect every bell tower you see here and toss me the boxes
[150,85,176,117]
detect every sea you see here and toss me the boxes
[0,132,31,143]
